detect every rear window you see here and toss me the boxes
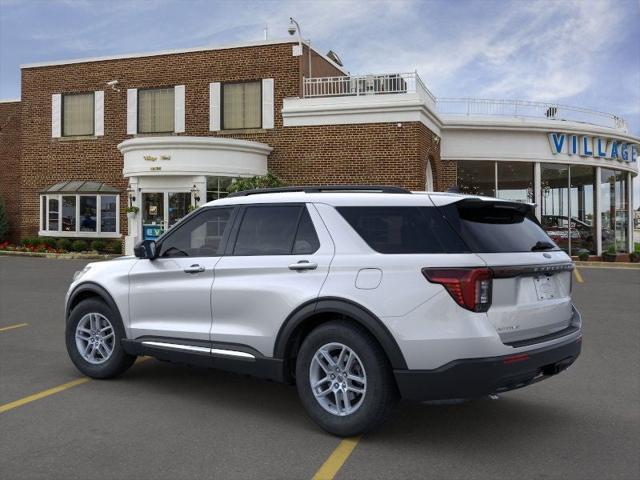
[337,207,468,254]
[441,201,559,253]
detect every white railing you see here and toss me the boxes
[436,98,628,131]
[303,72,436,103]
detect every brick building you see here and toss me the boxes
[0,38,638,255]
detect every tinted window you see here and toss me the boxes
[234,206,302,256]
[293,208,320,254]
[159,207,233,257]
[442,201,559,253]
[337,207,467,254]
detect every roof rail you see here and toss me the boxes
[227,185,411,198]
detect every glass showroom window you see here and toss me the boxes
[541,164,570,253]
[601,169,629,253]
[138,88,175,133]
[40,194,119,237]
[222,81,261,130]
[456,161,495,197]
[62,92,94,136]
[206,176,233,202]
[496,162,534,203]
[569,165,596,254]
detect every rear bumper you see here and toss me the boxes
[394,334,582,401]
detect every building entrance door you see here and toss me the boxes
[141,191,191,241]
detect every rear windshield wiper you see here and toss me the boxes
[531,241,555,251]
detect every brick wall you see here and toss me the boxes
[0,101,21,241]
[14,41,440,240]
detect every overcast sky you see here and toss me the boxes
[1,0,639,202]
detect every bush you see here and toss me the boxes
[226,172,286,194]
[38,237,57,249]
[0,197,8,242]
[21,237,37,247]
[57,238,73,251]
[577,251,589,261]
[71,240,88,252]
[90,240,106,252]
[108,239,122,254]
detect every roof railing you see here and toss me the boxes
[227,185,411,197]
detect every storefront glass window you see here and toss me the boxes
[48,197,59,231]
[101,195,117,233]
[569,166,596,254]
[168,192,191,228]
[457,161,495,197]
[62,196,76,232]
[206,176,233,202]
[496,162,534,203]
[142,192,165,240]
[79,196,97,232]
[541,164,570,253]
[601,169,629,253]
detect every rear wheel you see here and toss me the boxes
[65,298,136,379]
[296,321,397,436]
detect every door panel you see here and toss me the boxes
[210,204,334,356]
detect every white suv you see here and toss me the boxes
[65,186,582,436]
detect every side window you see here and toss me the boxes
[159,207,233,257]
[293,208,320,254]
[233,205,303,256]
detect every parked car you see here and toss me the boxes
[65,186,582,436]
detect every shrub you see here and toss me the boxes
[0,197,8,242]
[71,240,88,252]
[226,172,286,194]
[108,239,122,254]
[57,238,72,251]
[38,237,57,249]
[577,251,589,261]
[21,237,37,247]
[90,240,106,252]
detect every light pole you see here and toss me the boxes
[288,17,311,78]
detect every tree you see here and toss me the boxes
[0,197,9,242]
[226,172,286,194]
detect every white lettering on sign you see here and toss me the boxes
[548,133,638,163]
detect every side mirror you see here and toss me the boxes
[134,240,158,259]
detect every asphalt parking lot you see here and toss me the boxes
[1,256,639,480]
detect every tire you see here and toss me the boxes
[65,298,136,379]
[296,320,398,436]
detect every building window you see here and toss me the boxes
[569,165,596,254]
[222,81,261,130]
[541,164,570,253]
[497,162,534,203]
[601,169,629,253]
[62,92,94,136]
[457,160,495,197]
[138,88,175,133]
[39,194,120,237]
[206,176,233,202]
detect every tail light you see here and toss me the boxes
[422,268,492,312]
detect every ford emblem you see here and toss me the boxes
[543,253,552,258]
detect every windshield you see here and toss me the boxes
[440,200,560,253]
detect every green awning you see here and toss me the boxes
[41,181,120,194]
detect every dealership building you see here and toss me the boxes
[0,39,637,255]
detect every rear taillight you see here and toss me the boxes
[422,268,493,312]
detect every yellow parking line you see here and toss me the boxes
[0,377,90,414]
[574,268,584,283]
[312,436,362,480]
[0,323,28,333]
[0,356,153,415]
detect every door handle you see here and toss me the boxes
[288,260,318,271]
[184,264,205,274]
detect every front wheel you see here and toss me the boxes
[65,298,136,379]
[296,321,397,436]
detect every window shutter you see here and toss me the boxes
[262,78,274,129]
[209,82,221,131]
[94,90,104,136]
[174,85,185,133]
[51,94,61,138]
[127,88,137,135]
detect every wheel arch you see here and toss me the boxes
[274,297,408,382]
[66,282,122,326]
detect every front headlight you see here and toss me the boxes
[73,265,91,282]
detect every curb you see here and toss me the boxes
[0,250,119,260]
[574,261,640,269]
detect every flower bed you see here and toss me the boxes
[0,237,122,255]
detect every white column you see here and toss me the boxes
[124,177,140,255]
[534,162,542,220]
[628,171,633,253]
[595,166,602,256]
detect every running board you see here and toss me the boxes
[121,337,284,382]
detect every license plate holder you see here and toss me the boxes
[533,275,555,300]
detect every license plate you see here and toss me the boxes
[533,275,555,300]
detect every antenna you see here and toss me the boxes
[263,24,268,40]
